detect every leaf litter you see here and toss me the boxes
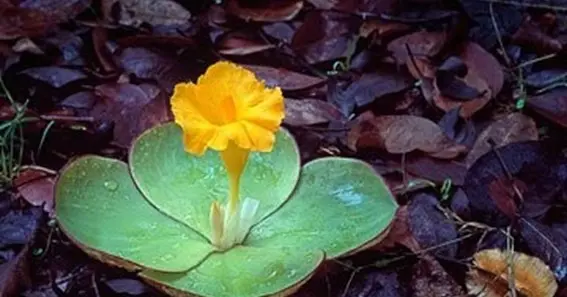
[3,0,567,296]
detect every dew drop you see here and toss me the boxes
[104,180,119,191]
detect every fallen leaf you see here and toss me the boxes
[512,17,563,55]
[0,244,31,297]
[112,0,191,27]
[460,0,522,50]
[464,141,565,227]
[387,30,447,65]
[465,113,538,167]
[404,155,467,185]
[524,69,567,88]
[117,47,190,91]
[467,249,557,297]
[58,91,96,109]
[262,22,298,44]
[18,0,91,22]
[243,65,326,91]
[348,112,467,159]
[408,193,458,258]
[91,83,171,146]
[527,88,567,128]
[0,6,53,40]
[343,270,406,297]
[13,166,56,215]
[0,207,43,248]
[411,254,467,297]
[11,38,43,55]
[486,176,525,221]
[519,218,567,282]
[291,10,360,64]
[92,27,118,73]
[284,98,344,126]
[331,71,413,116]
[435,56,484,101]
[306,0,398,17]
[19,66,87,88]
[103,278,148,295]
[216,30,275,56]
[373,206,420,252]
[359,20,411,39]
[226,0,303,22]
[460,41,504,97]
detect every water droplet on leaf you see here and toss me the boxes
[104,180,118,191]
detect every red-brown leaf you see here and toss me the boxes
[348,112,467,159]
[217,30,275,56]
[244,65,325,91]
[91,83,171,146]
[465,113,538,167]
[387,30,447,65]
[13,166,56,215]
[226,0,303,22]
[283,98,344,126]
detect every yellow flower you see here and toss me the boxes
[171,61,285,156]
[171,61,285,250]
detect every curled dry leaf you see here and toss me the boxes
[226,0,303,22]
[243,65,326,91]
[387,30,447,65]
[284,98,344,126]
[13,166,56,215]
[527,88,567,128]
[465,113,538,167]
[348,112,467,159]
[432,42,503,118]
[467,249,558,297]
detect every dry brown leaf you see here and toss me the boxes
[226,0,303,22]
[465,113,538,167]
[13,166,56,215]
[460,42,504,98]
[243,65,326,91]
[387,30,447,65]
[467,249,558,297]
[91,83,171,146]
[432,71,492,118]
[284,98,344,126]
[348,112,467,159]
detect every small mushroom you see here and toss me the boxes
[466,249,557,297]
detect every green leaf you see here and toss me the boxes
[141,245,323,297]
[129,122,301,241]
[246,157,398,258]
[55,156,213,272]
